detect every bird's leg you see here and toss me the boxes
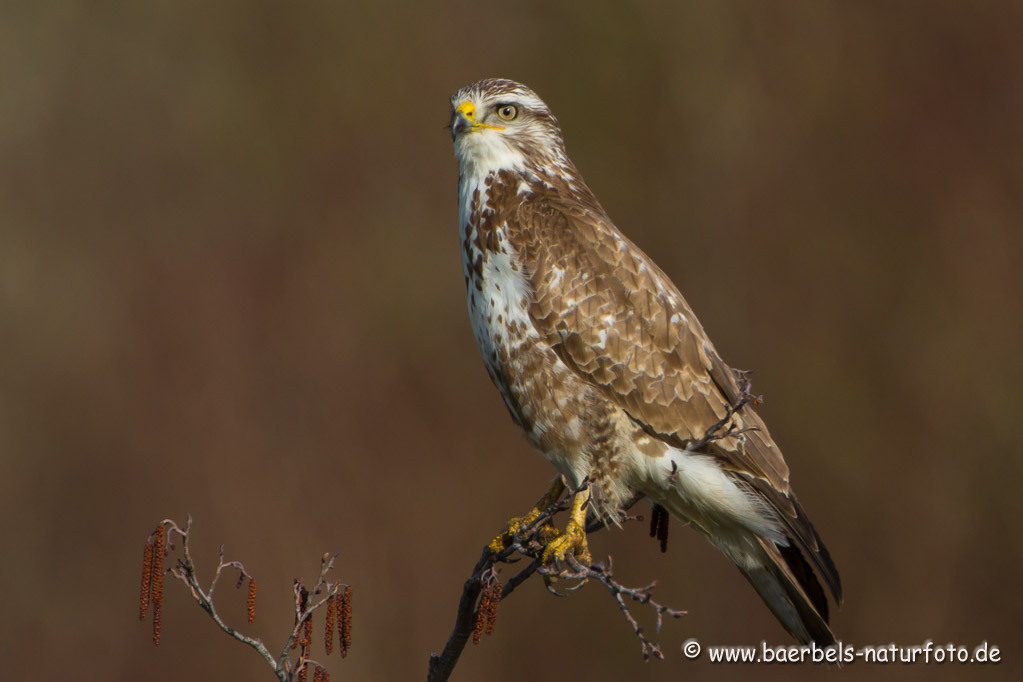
[488,477,567,553]
[541,487,593,568]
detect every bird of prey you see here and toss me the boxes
[449,78,841,645]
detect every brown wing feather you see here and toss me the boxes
[511,183,841,602]
[514,187,786,486]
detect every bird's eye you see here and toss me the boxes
[496,104,519,121]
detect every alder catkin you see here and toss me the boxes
[485,583,501,636]
[151,524,166,645]
[304,616,313,647]
[472,586,491,645]
[324,594,336,654]
[301,587,313,648]
[339,586,352,658]
[139,538,154,621]
[293,585,310,650]
[247,578,257,624]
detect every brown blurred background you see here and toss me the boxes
[2,1,1021,680]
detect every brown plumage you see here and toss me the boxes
[451,78,841,645]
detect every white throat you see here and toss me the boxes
[454,130,527,180]
[455,131,529,233]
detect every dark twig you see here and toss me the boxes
[428,485,681,682]
[541,554,686,661]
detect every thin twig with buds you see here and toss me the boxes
[541,554,686,661]
[139,516,349,682]
[427,485,684,682]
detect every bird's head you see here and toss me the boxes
[450,78,568,178]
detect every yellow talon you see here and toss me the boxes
[488,509,540,553]
[489,478,566,553]
[541,489,593,567]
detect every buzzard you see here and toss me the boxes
[450,78,841,645]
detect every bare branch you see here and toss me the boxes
[140,517,351,681]
[541,554,686,661]
[156,518,283,676]
[428,484,685,682]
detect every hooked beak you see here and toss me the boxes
[451,101,504,140]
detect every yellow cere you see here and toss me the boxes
[456,100,505,131]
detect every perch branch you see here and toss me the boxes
[427,486,684,682]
